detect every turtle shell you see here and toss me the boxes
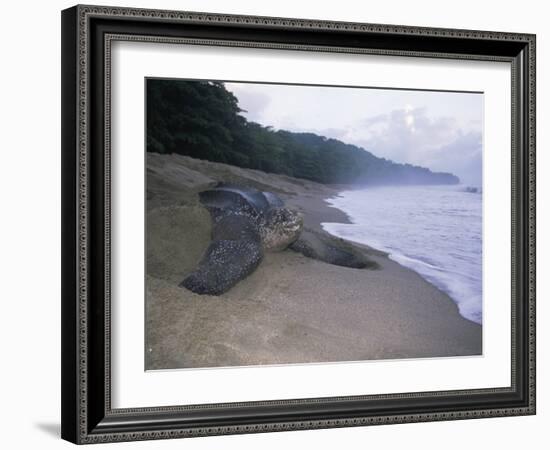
[198,183,284,221]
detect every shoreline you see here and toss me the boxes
[320,185,482,325]
[287,187,478,321]
[146,153,482,370]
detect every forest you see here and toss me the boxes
[146,79,459,186]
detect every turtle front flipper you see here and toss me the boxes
[180,239,263,295]
[290,229,379,269]
[179,213,264,295]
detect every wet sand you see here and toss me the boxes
[146,153,482,369]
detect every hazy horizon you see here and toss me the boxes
[225,81,483,187]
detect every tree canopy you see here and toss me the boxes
[146,79,459,186]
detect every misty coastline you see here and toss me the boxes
[147,79,461,187]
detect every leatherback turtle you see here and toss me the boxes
[180,183,371,295]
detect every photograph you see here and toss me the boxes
[145,78,484,370]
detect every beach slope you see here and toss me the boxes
[146,153,482,369]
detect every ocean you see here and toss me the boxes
[322,185,482,324]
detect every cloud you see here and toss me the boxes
[433,131,482,186]
[351,107,482,185]
[225,84,271,122]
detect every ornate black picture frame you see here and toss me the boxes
[61,4,536,444]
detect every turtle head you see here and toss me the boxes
[261,207,303,251]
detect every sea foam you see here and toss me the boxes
[322,185,482,324]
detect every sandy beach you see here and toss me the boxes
[145,153,482,370]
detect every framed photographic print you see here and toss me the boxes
[61,4,536,444]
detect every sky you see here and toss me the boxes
[225,82,483,186]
